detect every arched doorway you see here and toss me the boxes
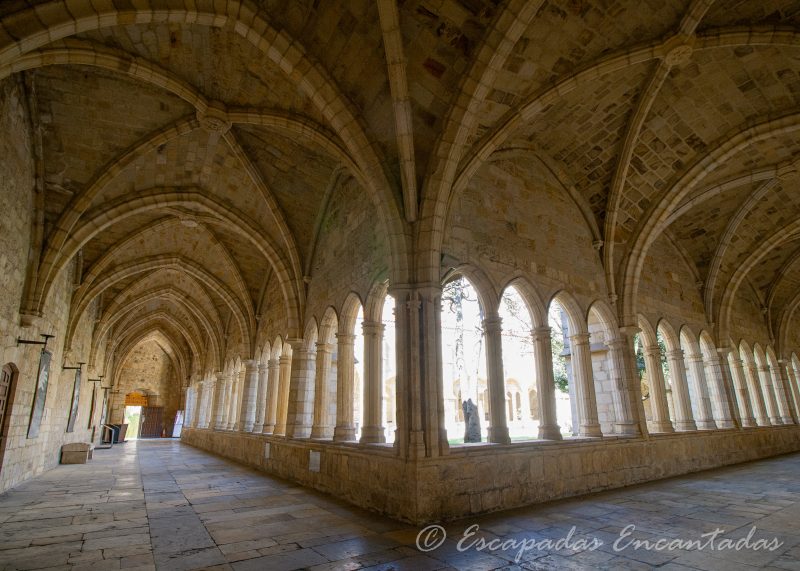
[0,364,18,474]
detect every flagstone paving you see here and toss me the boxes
[0,440,797,570]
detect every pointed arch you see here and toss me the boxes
[442,263,499,319]
[501,276,547,329]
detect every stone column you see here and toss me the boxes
[192,384,202,427]
[253,363,268,433]
[532,327,561,440]
[212,372,227,430]
[606,329,644,436]
[770,365,794,424]
[757,365,781,424]
[729,357,756,427]
[705,351,737,429]
[333,333,357,442]
[237,360,259,432]
[569,333,602,437]
[274,354,292,436]
[200,382,211,428]
[643,346,674,433]
[263,358,280,434]
[483,316,511,444]
[390,285,448,459]
[782,361,800,424]
[220,376,230,429]
[222,373,233,429]
[194,379,203,428]
[665,349,696,431]
[685,353,716,429]
[746,364,770,426]
[192,381,208,428]
[311,342,333,438]
[185,386,195,428]
[360,321,386,443]
[287,344,315,438]
[230,370,244,430]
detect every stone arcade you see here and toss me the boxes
[2,0,800,533]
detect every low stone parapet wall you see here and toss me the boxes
[182,426,800,524]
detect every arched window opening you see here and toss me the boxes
[311,310,338,439]
[587,307,617,435]
[634,333,651,426]
[680,329,715,430]
[381,294,397,444]
[548,299,574,436]
[499,285,537,440]
[354,305,365,440]
[655,330,674,422]
[637,317,675,434]
[740,341,768,426]
[754,344,780,425]
[766,348,793,425]
[441,275,487,444]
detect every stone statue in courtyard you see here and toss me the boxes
[462,398,481,443]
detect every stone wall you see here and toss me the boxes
[183,425,800,524]
[182,428,415,520]
[0,78,100,493]
[445,159,605,308]
[304,175,390,328]
[109,339,181,427]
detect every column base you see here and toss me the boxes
[359,426,386,444]
[616,421,644,435]
[740,417,757,428]
[715,419,737,429]
[756,418,771,427]
[310,426,332,439]
[214,422,226,430]
[240,422,254,433]
[252,423,264,433]
[674,420,697,431]
[769,417,783,425]
[647,421,674,434]
[488,426,511,444]
[261,424,275,435]
[579,423,602,437]
[538,424,562,441]
[780,416,794,425]
[696,420,717,430]
[287,426,311,439]
[333,425,356,442]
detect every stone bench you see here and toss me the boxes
[60,443,93,464]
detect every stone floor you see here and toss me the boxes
[0,441,798,571]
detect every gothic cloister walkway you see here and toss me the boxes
[0,442,796,571]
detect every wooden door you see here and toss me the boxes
[0,366,13,442]
[139,406,163,438]
[0,365,16,473]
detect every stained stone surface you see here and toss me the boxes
[0,440,797,570]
